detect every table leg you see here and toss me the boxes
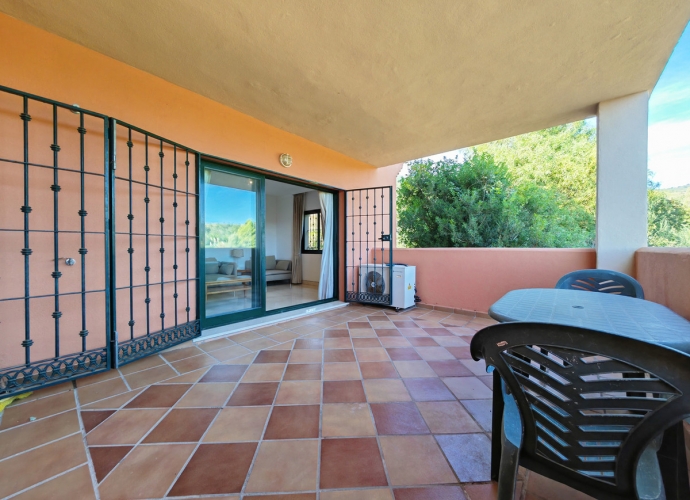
[491,370,505,481]
[657,421,690,499]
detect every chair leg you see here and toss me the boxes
[498,380,523,500]
[491,371,504,481]
[656,421,690,500]
[498,431,521,500]
[637,432,666,500]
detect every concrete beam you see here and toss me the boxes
[596,92,649,275]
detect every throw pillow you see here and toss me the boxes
[219,262,235,275]
[205,259,220,274]
[276,260,290,271]
[266,255,276,270]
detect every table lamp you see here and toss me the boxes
[231,249,245,268]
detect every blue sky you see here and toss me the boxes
[649,22,690,188]
[205,184,256,225]
[412,22,690,189]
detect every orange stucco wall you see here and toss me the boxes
[636,248,690,321]
[0,13,402,367]
[387,248,597,313]
[0,13,402,189]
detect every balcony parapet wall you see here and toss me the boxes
[375,248,596,314]
[636,248,690,321]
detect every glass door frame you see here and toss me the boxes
[199,160,266,328]
[198,156,341,330]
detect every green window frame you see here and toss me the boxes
[302,209,323,254]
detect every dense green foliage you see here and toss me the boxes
[660,184,690,207]
[205,220,256,248]
[398,120,690,248]
[397,153,593,248]
[648,183,690,247]
[474,121,597,216]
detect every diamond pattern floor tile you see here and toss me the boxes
[168,442,257,496]
[320,437,388,489]
[7,306,506,499]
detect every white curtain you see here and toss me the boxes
[318,192,334,300]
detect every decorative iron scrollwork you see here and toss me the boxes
[117,320,201,366]
[0,347,108,397]
[345,291,392,304]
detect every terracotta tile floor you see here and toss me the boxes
[0,304,596,499]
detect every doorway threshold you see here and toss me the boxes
[197,301,349,341]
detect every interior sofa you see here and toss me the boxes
[204,257,237,283]
[245,255,292,283]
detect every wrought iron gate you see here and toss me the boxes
[0,85,199,397]
[111,121,200,367]
[344,187,394,305]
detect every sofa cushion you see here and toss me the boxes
[206,274,232,282]
[276,260,291,271]
[265,269,292,282]
[244,259,252,271]
[205,259,220,274]
[266,269,291,276]
[266,255,276,270]
[219,262,235,275]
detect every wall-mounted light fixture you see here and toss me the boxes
[279,153,292,168]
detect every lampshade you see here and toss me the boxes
[231,249,245,258]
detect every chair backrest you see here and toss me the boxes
[555,269,644,299]
[470,322,690,499]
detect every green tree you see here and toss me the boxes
[648,183,690,247]
[398,119,690,249]
[397,154,593,248]
[473,121,597,216]
[205,219,256,248]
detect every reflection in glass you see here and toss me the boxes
[203,169,260,317]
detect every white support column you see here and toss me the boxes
[596,92,649,276]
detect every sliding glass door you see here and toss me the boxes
[200,159,338,330]
[200,162,264,326]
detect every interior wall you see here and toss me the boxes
[275,195,293,261]
[265,194,278,257]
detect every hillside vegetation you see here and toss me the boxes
[661,184,690,208]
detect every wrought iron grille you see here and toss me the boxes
[0,86,111,395]
[0,85,200,396]
[344,187,393,305]
[111,121,200,367]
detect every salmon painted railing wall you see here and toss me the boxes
[380,248,597,314]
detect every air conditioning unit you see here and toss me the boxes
[359,264,416,310]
